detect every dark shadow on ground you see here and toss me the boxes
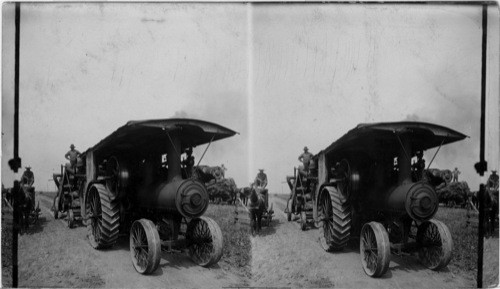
[252,215,281,237]
[21,215,49,235]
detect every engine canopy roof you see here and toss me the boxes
[85,118,237,157]
[318,121,468,159]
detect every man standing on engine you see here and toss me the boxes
[298,146,314,176]
[65,144,81,171]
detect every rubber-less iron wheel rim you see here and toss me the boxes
[186,216,223,267]
[86,184,120,249]
[417,219,453,270]
[130,219,161,274]
[360,222,390,277]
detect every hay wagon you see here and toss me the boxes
[285,167,317,230]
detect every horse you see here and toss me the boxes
[248,188,266,235]
[239,186,252,206]
[484,187,499,237]
[12,183,35,233]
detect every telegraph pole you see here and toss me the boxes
[474,4,488,289]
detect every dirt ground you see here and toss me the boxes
[4,192,498,288]
[13,192,243,288]
[251,196,477,288]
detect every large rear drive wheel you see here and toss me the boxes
[186,217,223,267]
[130,219,161,274]
[360,222,391,277]
[417,219,453,270]
[318,186,351,251]
[86,184,120,249]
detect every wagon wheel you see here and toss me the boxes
[67,209,74,229]
[186,217,223,267]
[28,203,39,225]
[318,186,351,251]
[286,199,292,222]
[262,214,269,227]
[86,184,120,249]
[360,222,391,277]
[130,219,161,274]
[416,219,453,270]
[53,196,60,219]
[300,211,307,231]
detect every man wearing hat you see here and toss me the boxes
[254,169,268,189]
[65,144,81,171]
[298,146,314,175]
[21,166,35,187]
[452,167,461,182]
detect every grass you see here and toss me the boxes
[436,207,498,287]
[435,207,480,273]
[274,193,497,284]
[204,204,251,283]
[1,206,13,288]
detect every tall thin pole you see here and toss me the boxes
[14,3,20,166]
[476,4,488,289]
[12,3,21,288]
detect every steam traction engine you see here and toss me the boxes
[312,122,467,277]
[73,119,236,274]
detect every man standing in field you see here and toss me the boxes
[452,167,461,182]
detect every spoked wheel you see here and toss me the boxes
[130,219,161,274]
[317,186,351,251]
[300,211,307,231]
[186,217,223,267]
[105,156,129,198]
[28,209,38,225]
[360,222,390,277]
[416,219,453,270]
[286,199,293,222]
[67,209,74,228]
[86,184,120,249]
[53,197,60,219]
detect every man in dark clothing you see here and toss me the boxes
[21,166,35,187]
[298,146,314,176]
[65,144,81,171]
[452,167,461,182]
[254,169,268,189]
[412,151,426,181]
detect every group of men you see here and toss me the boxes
[252,146,314,190]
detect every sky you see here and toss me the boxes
[2,3,499,195]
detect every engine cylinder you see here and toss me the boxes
[387,182,438,221]
[139,179,209,218]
